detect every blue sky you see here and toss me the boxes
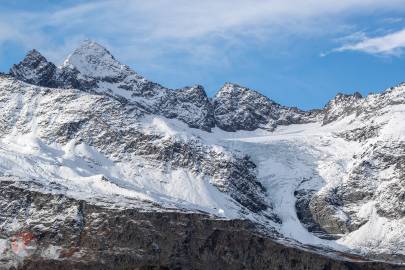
[1,0,405,109]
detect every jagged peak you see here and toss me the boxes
[215,83,281,108]
[221,82,245,90]
[62,40,130,78]
[322,91,364,125]
[383,82,405,95]
[10,49,51,71]
[216,83,257,97]
[189,84,205,90]
[25,49,45,60]
[178,84,208,97]
[334,91,362,100]
[325,91,363,109]
[67,40,113,60]
[9,48,56,85]
[223,82,240,88]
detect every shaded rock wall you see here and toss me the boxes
[0,182,403,270]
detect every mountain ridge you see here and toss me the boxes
[9,41,326,132]
[2,40,405,268]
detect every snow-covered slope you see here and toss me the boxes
[0,75,271,218]
[213,83,320,131]
[4,41,405,265]
[10,41,317,132]
[174,83,405,258]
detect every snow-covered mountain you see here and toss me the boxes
[1,40,405,269]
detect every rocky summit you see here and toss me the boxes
[1,40,405,269]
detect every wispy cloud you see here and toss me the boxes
[1,0,405,69]
[334,28,405,56]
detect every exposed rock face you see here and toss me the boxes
[6,40,405,268]
[10,50,57,87]
[160,85,215,131]
[338,141,405,220]
[309,188,355,235]
[213,83,318,131]
[294,190,340,240]
[9,41,213,131]
[10,41,319,132]
[296,85,405,248]
[336,124,381,142]
[213,83,278,131]
[0,181,403,270]
[60,41,172,108]
[322,92,363,125]
[0,76,267,214]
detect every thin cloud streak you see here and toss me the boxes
[334,28,405,56]
[1,0,405,67]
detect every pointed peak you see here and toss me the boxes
[191,84,205,90]
[217,83,244,94]
[220,82,257,92]
[26,49,44,59]
[216,82,265,99]
[72,40,112,58]
[326,91,363,108]
[9,49,56,86]
[184,84,206,92]
[178,84,208,98]
[62,40,129,78]
[222,82,243,89]
[334,91,362,100]
[16,49,49,66]
[353,91,363,99]
[10,48,51,72]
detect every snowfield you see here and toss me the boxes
[2,40,405,264]
[0,107,403,258]
[141,104,405,257]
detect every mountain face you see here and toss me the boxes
[213,83,320,131]
[10,49,57,87]
[322,92,363,125]
[10,40,317,132]
[2,41,405,269]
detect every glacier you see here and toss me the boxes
[0,40,405,268]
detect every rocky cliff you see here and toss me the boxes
[0,181,403,270]
[2,40,405,269]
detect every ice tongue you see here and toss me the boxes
[62,40,129,79]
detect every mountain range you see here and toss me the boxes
[0,40,404,269]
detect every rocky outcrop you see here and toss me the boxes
[322,92,363,125]
[160,85,215,131]
[213,83,318,132]
[10,41,320,132]
[336,125,381,142]
[9,41,213,131]
[6,40,405,267]
[10,50,57,87]
[0,76,267,214]
[294,190,340,240]
[299,85,405,244]
[0,181,403,270]
[339,141,405,219]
